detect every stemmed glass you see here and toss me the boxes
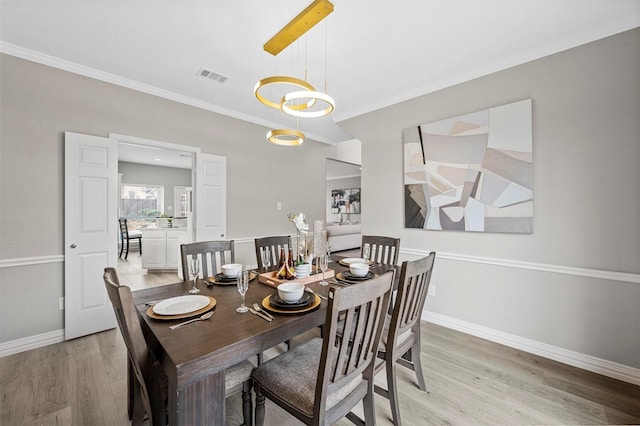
[318,255,329,286]
[188,257,200,294]
[362,244,371,263]
[261,249,271,273]
[236,269,249,313]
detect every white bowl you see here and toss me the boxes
[349,262,370,277]
[221,263,242,278]
[277,282,305,303]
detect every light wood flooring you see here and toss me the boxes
[1,253,638,425]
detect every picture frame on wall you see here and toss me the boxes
[403,99,533,234]
[331,188,360,214]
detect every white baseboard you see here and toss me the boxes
[422,311,640,386]
[0,329,64,357]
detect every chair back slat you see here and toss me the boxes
[254,236,291,269]
[361,235,401,266]
[180,240,235,281]
[316,271,393,414]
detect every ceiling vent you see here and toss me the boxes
[197,67,229,83]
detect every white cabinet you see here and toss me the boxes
[142,229,188,270]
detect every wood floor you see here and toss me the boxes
[1,254,638,425]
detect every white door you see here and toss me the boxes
[64,132,117,340]
[195,153,227,241]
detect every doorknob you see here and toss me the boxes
[70,244,77,248]
[220,234,224,237]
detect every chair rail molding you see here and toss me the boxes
[400,248,640,284]
[0,255,65,269]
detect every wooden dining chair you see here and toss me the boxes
[361,235,401,266]
[103,267,255,426]
[373,252,436,426]
[119,218,142,259]
[254,235,291,270]
[180,240,234,281]
[252,271,394,426]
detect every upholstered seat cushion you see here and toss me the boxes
[379,314,413,352]
[252,337,362,418]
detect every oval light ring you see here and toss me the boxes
[281,90,335,118]
[266,129,306,146]
[255,76,317,111]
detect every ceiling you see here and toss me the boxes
[1,1,638,146]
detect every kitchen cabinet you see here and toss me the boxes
[142,228,188,271]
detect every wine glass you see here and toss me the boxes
[188,257,200,294]
[261,249,271,273]
[236,269,249,313]
[319,255,329,286]
[362,244,371,263]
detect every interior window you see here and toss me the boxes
[121,184,164,228]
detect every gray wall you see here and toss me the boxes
[0,54,330,343]
[339,29,640,369]
[119,161,192,216]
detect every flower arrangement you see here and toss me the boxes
[287,212,309,234]
[287,212,309,265]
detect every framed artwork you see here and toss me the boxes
[331,188,360,214]
[404,99,533,233]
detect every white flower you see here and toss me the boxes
[288,212,309,234]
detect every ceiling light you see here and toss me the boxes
[267,129,305,146]
[254,76,316,110]
[281,90,335,118]
[263,0,334,56]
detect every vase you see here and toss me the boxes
[296,230,307,264]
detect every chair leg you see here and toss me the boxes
[242,381,253,426]
[254,384,265,426]
[410,342,426,391]
[125,238,130,259]
[386,359,402,426]
[119,238,124,258]
[127,360,134,419]
[139,238,142,254]
[131,381,146,426]
[362,378,377,426]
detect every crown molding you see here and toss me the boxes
[0,42,335,144]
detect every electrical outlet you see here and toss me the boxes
[428,285,436,297]
[59,297,65,310]
[277,202,282,211]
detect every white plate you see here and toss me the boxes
[341,257,368,265]
[152,295,210,315]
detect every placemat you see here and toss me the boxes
[207,271,258,285]
[261,294,321,315]
[146,296,216,320]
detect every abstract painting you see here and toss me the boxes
[404,99,533,233]
[331,188,361,214]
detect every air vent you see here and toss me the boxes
[197,67,229,83]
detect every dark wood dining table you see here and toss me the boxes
[131,255,396,425]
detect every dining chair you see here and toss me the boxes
[373,252,436,426]
[103,267,255,426]
[361,235,401,266]
[119,218,142,259]
[180,240,234,281]
[252,271,394,426]
[254,235,291,270]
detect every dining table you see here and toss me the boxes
[131,254,397,425]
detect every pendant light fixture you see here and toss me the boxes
[255,0,335,146]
